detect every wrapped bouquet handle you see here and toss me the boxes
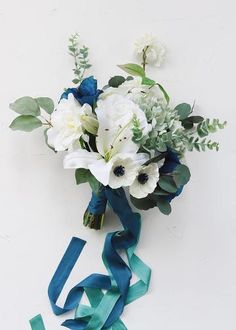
[83,188,107,229]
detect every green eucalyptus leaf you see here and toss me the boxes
[10,96,40,116]
[181,119,194,129]
[118,63,145,77]
[155,197,172,215]
[175,103,192,120]
[9,115,42,132]
[130,195,156,210]
[108,76,125,88]
[158,175,178,193]
[72,78,80,84]
[181,116,204,129]
[36,97,54,114]
[154,186,171,196]
[173,164,191,187]
[151,194,172,215]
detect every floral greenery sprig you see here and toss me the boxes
[9,33,226,217]
[68,33,92,84]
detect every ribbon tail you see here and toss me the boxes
[29,315,46,330]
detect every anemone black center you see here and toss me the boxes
[138,173,149,184]
[113,165,125,177]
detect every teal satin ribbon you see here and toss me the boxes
[30,315,45,330]
[29,188,151,329]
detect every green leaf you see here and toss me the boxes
[9,115,42,132]
[88,176,101,195]
[156,83,170,104]
[142,77,156,86]
[72,78,80,84]
[158,175,178,193]
[154,186,171,196]
[10,96,40,116]
[155,197,172,215]
[175,103,192,120]
[108,76,125,88]
[36,97,54,114]
[181,116,204,129]
[75,168,92,185]
[173,164,191,187]
[75,168,101,194]
[118,63,145,77]
[130,195,156,210]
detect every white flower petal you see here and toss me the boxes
[63,149,100,169]
[129,163,159,198]
[89,159,113,186]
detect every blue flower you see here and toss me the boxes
[61,76,102,107]
[160,150,184,202]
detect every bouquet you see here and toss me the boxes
[10,34,226,330]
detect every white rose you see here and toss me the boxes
[47,94,97,151]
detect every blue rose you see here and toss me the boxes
[61,76,102,107]
[160,150,184,202]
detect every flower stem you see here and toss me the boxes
[142,46,149,73]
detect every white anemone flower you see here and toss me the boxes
[134,34,166,67]
[129,163,160,199]
[64,94,150,187]
[47,94,98,151]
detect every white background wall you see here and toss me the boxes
[0,0,235,329]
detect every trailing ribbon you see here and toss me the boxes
[30,187,151,330]
[30,315,46,330]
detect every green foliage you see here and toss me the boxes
[175,103,192,120]
[9,115,42,132]
[132,115,145,143]
[68,33,92,84]
[142,77,156,86]
[118,63,145,77]
[44,128,56,152]
[130,190,172,215]
[75,168,101,194]
[172,164,191,186]
[130,194,156,210]
[186,137,219,152]
[158,175,178,193]
[155,197,172,215]
[181,115,204,129]
[197,118,227,138]
[156,83,170,105]
[10,97,40,116]
[36,97,54,114]
[108,76,125,88]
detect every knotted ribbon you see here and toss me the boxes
[30,187,151,330]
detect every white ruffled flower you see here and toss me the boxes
[64,94,151,187]
[129,163,159,199]
[47,94,98,151]
[134,34,165,67]
[101,77,147,100]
